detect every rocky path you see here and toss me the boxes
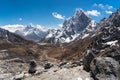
[35,66,92,80]
[23,66,92,80]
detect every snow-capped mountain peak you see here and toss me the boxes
[1,24,25,33]
[74,8,85,18]
[1,24,49,41]
[45,9,97,43]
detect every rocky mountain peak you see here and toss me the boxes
[45,9,97,43]
[74,8,85,17]
[116,8,120,13]
[105,9,120,27]
[63,8,91,30]
[25,24,34,30]
[98,8,120,29]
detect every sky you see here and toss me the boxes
[0,0,120,28]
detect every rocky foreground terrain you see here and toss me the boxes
[0,57,90,80]
[0,50,120,80]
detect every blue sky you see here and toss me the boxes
[0,0,120,28]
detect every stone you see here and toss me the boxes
[44,62,53,69]
[12,72,25,80]
[90,57,120,80]
[28,60,37,74]
[58,61,68,67]
[83,50,95,72]
[36,66,92,80]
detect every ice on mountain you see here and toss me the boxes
[105,40,118,46]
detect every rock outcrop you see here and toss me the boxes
[28,60,37,74]
[83,49,95,72]
[90,57,120,80]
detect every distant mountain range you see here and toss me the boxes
[1,9,98,44]
[1,8,120,49]
[0,27,29,43]
[1,24,49,42]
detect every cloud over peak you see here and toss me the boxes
[93,3,115,15]
[93,3,113,10]
[52,12,65,20]
[86,10,101,17]
[105,10,113,14]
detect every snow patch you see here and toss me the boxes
[82,34,89,39]
[105,40,118,46]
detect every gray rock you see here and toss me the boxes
[90,57,120,80]
[83,50,95,72]
[28,60,37,74]
[12,72,24,80]
[58,61,68,67]
[44,62,53,69]
[35,66,92,80]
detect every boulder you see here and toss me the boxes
[90,57,120,80]
[28,60,37,74]
[44,63,53,69]
[83,50,95,72]
[58,61,68,67]
[12,72,24,80]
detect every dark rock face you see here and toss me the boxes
[88,9,120,63]
[90,57,120,80]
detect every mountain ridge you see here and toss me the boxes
[45,9,97,44]
[1,9,98,44]
[1,8,120,45]
[1,24,49,42]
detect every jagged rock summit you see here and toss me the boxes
[45,9,97,43]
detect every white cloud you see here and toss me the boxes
[93,3,113,10]
[52,12,65,20]
[19,18,22,21]
[86,10,101,16]
[107,5,113,10]
[105,10,113,14]
[93,3,104,9]
[98,4,104,9]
